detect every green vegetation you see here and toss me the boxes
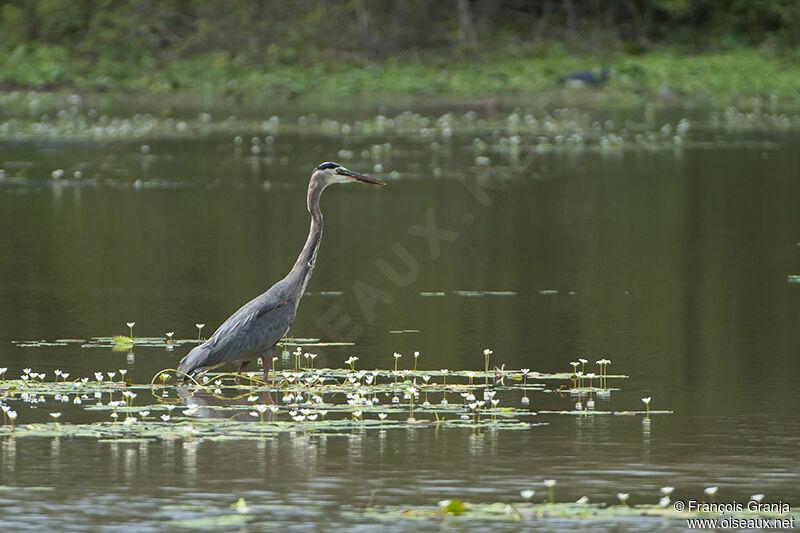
[3,46,800,104]
[1,1,800,104]
[1,338,666,440]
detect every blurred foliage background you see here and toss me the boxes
[0,0,799,98]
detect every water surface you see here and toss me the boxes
[1,102,799,530]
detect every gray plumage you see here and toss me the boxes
[177,162,385,381]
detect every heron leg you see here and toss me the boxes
[260,348,274,384]
[235,360,251,385]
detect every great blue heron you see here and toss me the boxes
[560,67,609,88]
[177,162,386,383]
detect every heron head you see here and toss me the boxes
[312,162,386,187]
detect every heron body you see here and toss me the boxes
[560,67,609,88]
[177,162,385,382]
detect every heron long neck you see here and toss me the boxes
[287,181,325,300]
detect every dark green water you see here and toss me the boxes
[1,104,799,530]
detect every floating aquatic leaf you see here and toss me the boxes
[166,514,250,528]
[439,499,466,515]
[0,485,56,492]
[112,335,134,345]
[161,505,211,511]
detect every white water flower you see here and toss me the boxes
[751,494,765,503]
[576,496,589,505]
[160,414,171,422]
[659,496,670,507]
[660,486,674,495]
[520,489,535,501]
[617,493,629,504]
[544,479,556,488]
[704,486,718,496]
[49,412,61,419]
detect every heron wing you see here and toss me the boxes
[198,291,296,368]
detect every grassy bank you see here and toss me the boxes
[2,46,800,108]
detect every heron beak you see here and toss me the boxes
[338,167,386,186]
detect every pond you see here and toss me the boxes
[1,96,799,530]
